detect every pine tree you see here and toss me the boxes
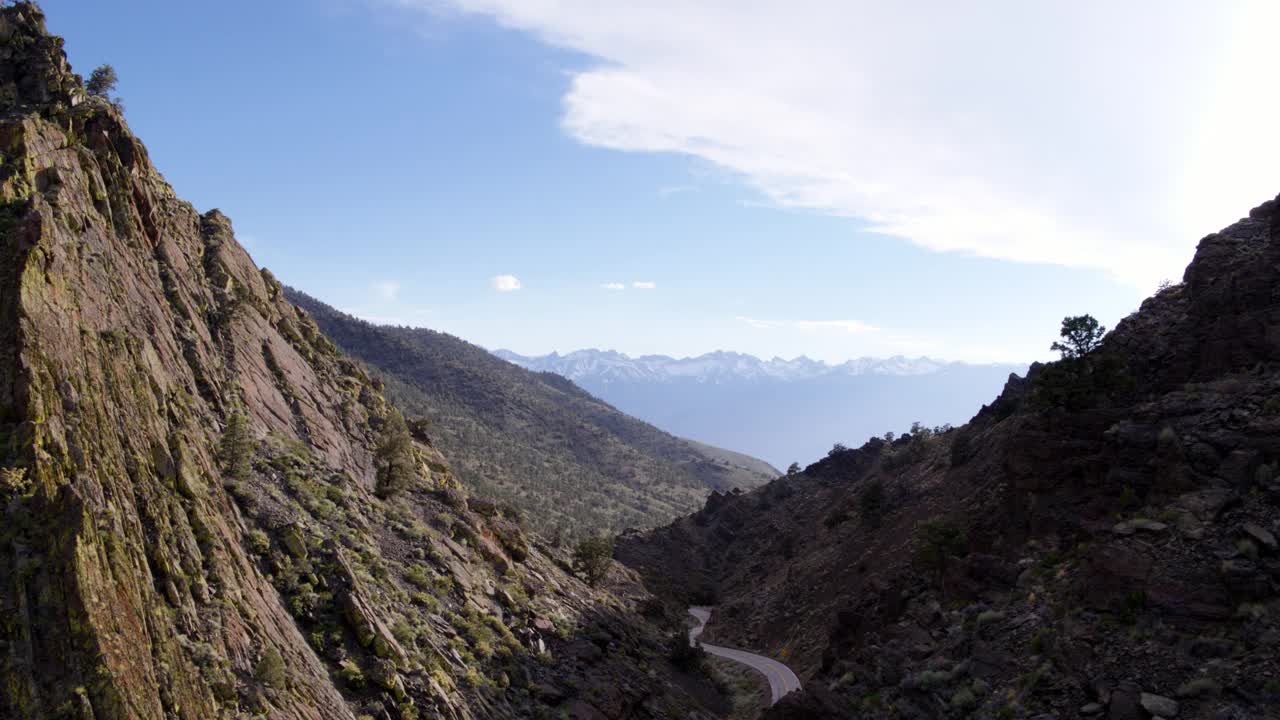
[573,536,614,586]
[375,407,416,497]
[220,410,254,482]
[86,64,118,97]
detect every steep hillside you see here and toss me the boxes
[0,6,730,719]
[286,291,776,537]
[621,196,1280,719]
[498,349,1023,468]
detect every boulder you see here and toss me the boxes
[1139,692,1179,718]
[342,592,407,663]
[1112,519,1168,536]
[1241,522,1277,552]
[279,523,308,559]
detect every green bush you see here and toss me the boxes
[572,536,614,586]
[404,564,433,591]
[912,516,969,576]
[858,480,886,527]
[823,507,851,529]
[0,467,29,495]
[254,647,287,690]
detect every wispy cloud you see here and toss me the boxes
[374,280,400,301]
[632,281,657,289]
[734,315,781,330]
[735,315,942,356]
[794,319,879,334]
[657,184,695,197]
[737,316,878,334]
[600,282,626,290]
[490,274,522,292]
[395,1,1280,287]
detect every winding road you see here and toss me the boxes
[687,607,802,705]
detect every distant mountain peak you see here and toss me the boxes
[495,348,988,384]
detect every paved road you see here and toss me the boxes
[687,607,802,705]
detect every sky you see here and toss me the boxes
[40,0,1280,364]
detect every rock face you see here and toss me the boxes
[0,5,726,719]
[620,194,1280,718]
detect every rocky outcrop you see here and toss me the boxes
[0,5,729,719]
[622,195,1280,719]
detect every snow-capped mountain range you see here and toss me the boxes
[493,349,1027,467]
[493,349,958,384]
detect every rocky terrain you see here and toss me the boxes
[621,197,1280,719]
[0,5,733,718]
[287,291,776,538]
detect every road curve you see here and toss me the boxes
[687,607,802,705]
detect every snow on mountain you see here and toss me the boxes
[493,348,962,384]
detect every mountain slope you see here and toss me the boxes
[0,7,731,719]
[498,349,1024,467]
[620,196,1280,719]
[287,291,776,537]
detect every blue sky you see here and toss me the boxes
[41,1,1280,363]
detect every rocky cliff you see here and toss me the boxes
[621,197,1280,719]
[0,5,726,718]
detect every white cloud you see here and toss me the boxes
[490,274,522,292]
[374,280,400,301]
[632,281,656,289]
[399,0,1280,287]
[737,316,877,334]
[657,184,695,197]
[734,315,781,330]
[735,315,945,357]
[795,319,879,334]
[600,282,626,290]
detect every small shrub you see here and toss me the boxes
[1237,538,1260,560]
[0,467,29,495]
[976,610,1004,627]
[254,647,287,690]
[338,659,365,689]
[1117,590,1146,625]
[404,565,433,591]
[391,617,417,648]
[433,575,455,595]
[1028,629,1053,653]
[951,687,978,709]
[246,529,271,556]
[823,507,851,529]
[410,591,440,611]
